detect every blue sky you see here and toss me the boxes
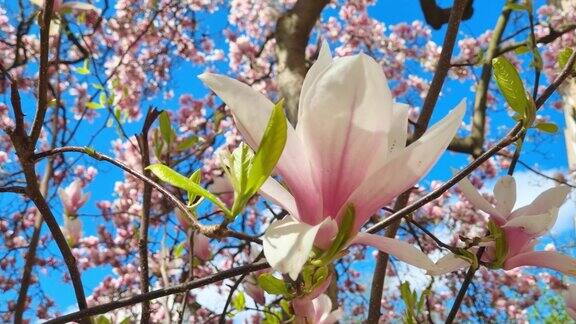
[1,0,574,320]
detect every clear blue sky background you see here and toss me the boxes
[1,0,573,320]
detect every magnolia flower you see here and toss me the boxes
[293,294,343,324]
[199,41,465,279]
[30,0,100,35]
[58,179,90,217]
[192,232,211,261]
[431,176,575,275]
[563,285,576,320]
[62,216,82,246]
[243,271,266,305]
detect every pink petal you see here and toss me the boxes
[427,252,470,276]
[504,251,576,275]
[350,233,436,271]
[259,177,299,219]
[298,40,333,123]
[457,175,503,223]
[509,185,570,220]
[347,100,465,230]
[503,207,560,236]
[262,216,323,280]
[198,73,323,225]
[296,54,393,220]
[192,232,212,261]
[493,176,516,216]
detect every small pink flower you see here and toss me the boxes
[62,217,82,246]
[192,232,211,261]
[293,294,343,324]
[58,179,90,217]
[243,270,267,305]
[432,176,575,276]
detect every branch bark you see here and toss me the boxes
[275,0,330,125]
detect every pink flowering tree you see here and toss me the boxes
[0,0,575,322]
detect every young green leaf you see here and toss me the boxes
[534,122,559,133]
[159,111,172,144]
[174,241,186,258]
[146,164,231,217]
[232,292,246,311]
[86,101,104,110]
[76,59,90,75]
[492,56,530,117]
[257,273,289,296]
[558,48,574,70]
[176,135,199,151]
[246,100,288,195]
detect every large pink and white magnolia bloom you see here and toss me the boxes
[199,42,465,280]
[431,176,575,275]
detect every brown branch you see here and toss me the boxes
[29,0,55,145]
[0,186,26,194]
[274,0,330,125]
[44,261,270,324]
[32,146,262,244]
[367,1,469,320]
[136,107,162,323]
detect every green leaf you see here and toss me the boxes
[174,241,186,258]
[76,59,90,75]
[532,49,543,71]
[535,122,559,133]
[94,315,112,324]
[492,56,530,117]
[146,164,231,217]
[486,221,507,269]
[279,299,291,315]
[176,135,199,151]
[159,111,172,144]
[514,45,530,55]
[86,101,104,110]
[246,100,288,195]
[257,273,289,296]
[558,48,574,70]
[232,291,246,311]
[118,317,131,324]
[312,204,355,266]
[92,83,105,90]
[504,3,528,11]
[99,92,107,107]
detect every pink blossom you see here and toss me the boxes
[432,176,575,276]
[199,41,465,280]
[58,179,90,217]
[293,294,343,324]
[192,232,211,261]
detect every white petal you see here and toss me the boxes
[457,175,502,219]
[262,216,322,280]
[503,207,560,235]
[493,176,516,216]
[364,102,410,178]
[259,177,299,219]
[298,40,333,122]
[350,233,436,271]
[296,54,393,219]
[504,251,576,275]
[509,185,570,220]
[427,252,470,275]
[347,100,466,229]
[61,2,101,13]
[198,73,323,224]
